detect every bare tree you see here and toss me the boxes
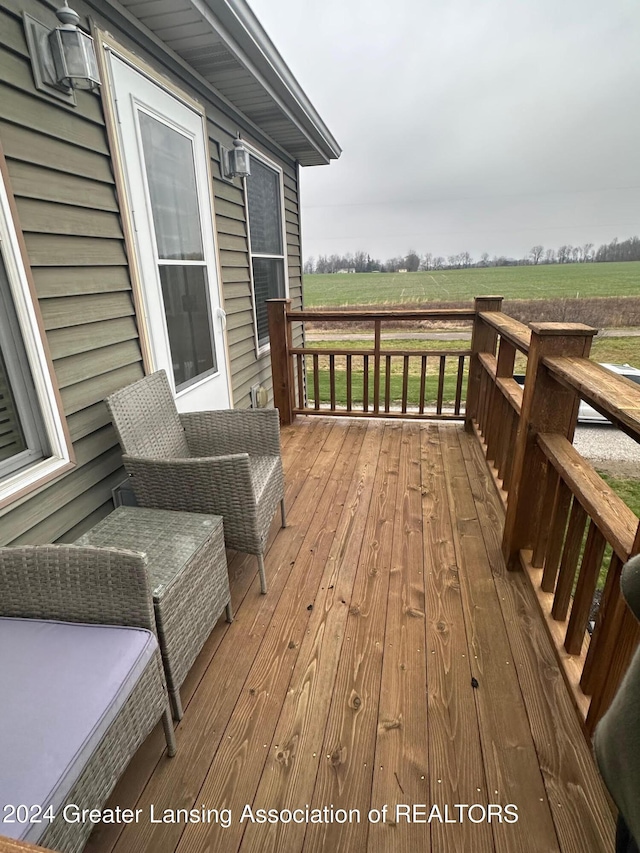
[582,242,594,262]
[420,252,432,271]
[544,248,556,264]
[432,256,445,270]
[529,245,544,265]
[459,251,472,268]
[353,250,368,273]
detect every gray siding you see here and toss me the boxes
[0,0,143,545]
[0,0,304,544]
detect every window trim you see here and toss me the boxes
[0,152,73,512]
[243,143,289,357]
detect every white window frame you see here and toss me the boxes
[243,143,289,357]
[0,168,71,508]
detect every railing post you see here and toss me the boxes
[465,295,503,431]
[501,322,597,569]
[267,298,294,426]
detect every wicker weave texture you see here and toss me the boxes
[106,370,190,459]
[0,545,156,634]
[0,546,172,853]
[106,371,285,556]
[76,508,231,700]
[38,653,168,853]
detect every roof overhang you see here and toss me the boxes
[97,0,341,166]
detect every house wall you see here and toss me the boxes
[0,0,303,545]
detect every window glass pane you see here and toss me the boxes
[246,158,283,255]
[138,111,204,261]
[252,257,285,345]
[0,254,46,478]
[0,347,27,463]
[159,265,217,387]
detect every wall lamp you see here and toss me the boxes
[220,135,251,181]
[24,2,100,103]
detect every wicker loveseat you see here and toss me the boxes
[106,370,286,594]
[0,545,176,853]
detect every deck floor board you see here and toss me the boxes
[85,418,614,853]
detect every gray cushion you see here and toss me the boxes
[0,617,158,843]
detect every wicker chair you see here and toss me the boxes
[106,370,286,594]
[0,545,176,853]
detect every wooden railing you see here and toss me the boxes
[267,300,474,422]
[469,296,640,733]
[269,294,640,735]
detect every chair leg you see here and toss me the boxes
[225,601,234,622]
[257,553,267,594]
[170,689,184,722]
[280,498,287,528]
[162,708,177,757]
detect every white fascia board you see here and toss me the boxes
[192,0,341,162]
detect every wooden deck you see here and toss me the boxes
[85,417,615,853]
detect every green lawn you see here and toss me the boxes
[303,262,640,307]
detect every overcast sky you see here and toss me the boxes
[248,0,640,264]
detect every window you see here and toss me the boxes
[0,167,70,506]
[245,154,286,350]
[137,109,218,388]
[0,256,48,479]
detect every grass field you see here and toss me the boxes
[303,261,640,307]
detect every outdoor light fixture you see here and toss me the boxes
[221,135,251,180]
[24,2,100,102]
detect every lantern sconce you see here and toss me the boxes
[220,135,251,182]
[23,2,100,105]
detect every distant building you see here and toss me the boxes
[398,269,408,273]
[337,268,356,274]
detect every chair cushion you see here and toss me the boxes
[0,617,158,843]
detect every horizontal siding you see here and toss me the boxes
[40,293,136,330]
[0,0,303,545]
[15,198,123,239]
[60,362,144,417]
[23,234,128,266]
[9,160,119,210]
[47,317,139,360]
[0,121,115,183]
[32,266,132,298]
[0,0,143,545]
[0,83,109,152]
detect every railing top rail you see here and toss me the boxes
[291,347,471,357]
[478,311,531,353]
[544,356,640,441]
[538,432,638,560]
[285,309,477,322]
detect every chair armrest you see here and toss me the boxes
[123,453,256,517]
[180,408,281,457]
[0,545,156,632]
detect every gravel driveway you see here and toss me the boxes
[573,425,640,478]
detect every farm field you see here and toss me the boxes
[303,261,640,307]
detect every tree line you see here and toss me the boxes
[303,236,640,274]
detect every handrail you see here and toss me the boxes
[292,346,470,358]
[268,299,473,421]
[289,308,476,322]
[478,310,531,353]
[544,356,640,440]
[537,433,637,560]
[465,302,640,736]
[268,295,640,736]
